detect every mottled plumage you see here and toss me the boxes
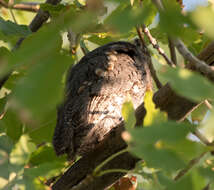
[53,41,148,159]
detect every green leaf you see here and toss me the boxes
[10,135,36,166]
[191,103,208,123]
[129,121,190,146]
[87,34,115,46]
[0,134,13,154]
[11,53,70,118]
[1,110,23,143]
[127,121,207,172]
[199,111,214,142]
[122,100,136,129]
[157,171,204,190]
[0,16,31,37]
[0,135,13,179]
[24,161,65,179]
[143,90,167,126]
[40,3,68,17]
[28,110,56,144]
[160,67,214,102]
[10,25,63,70]
[199,165,214,180]
[29,145,66,166]
[159,0,194,37]
[131,143,185,172]
[104,1,156,33]
[0,96,7,116]
[191,6,214,39]
[0,47,11,78]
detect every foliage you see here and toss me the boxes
[0,0,214,189]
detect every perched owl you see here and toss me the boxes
[53,41,148,159]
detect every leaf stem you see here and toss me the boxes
[96,169,129,177]
[93,148,128,176]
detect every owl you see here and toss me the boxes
[53,41,148,159]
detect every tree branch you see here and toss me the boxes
[0,0,39,12]
[13,0,62,50]
[168,37,177,65]
[52,83,199,190]
[0,0,62,90]
[151,0,214,82]
[136,26,163,89]
[142,25,176,67]
[174,151,207,181]
[173,39,214,82]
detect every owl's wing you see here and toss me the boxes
[53,41,147,158]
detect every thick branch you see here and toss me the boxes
[0,0,62,90]
[173,39,214,82]
[0,0,39,12]
[52,84,198,190]
[13,0,62,50]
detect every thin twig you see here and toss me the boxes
[79,39,89,55]
[202,183,210,190]
[168,37,177,65]
[96,169,129,177]
[0,0,39,12]
[192,128,214,146]
[136,26,163,89]
[142,25,176,67]
[8,0,18,23]
[151,0,214,82]
[174,151,207,181]
[204,100,212,110]
[93,148,128,176]
[9,9,17,23]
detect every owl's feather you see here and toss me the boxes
[53,41,147,159]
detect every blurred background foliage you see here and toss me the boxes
[0,0,214,189]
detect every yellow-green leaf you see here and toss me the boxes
[122,100,136,129]
[192,6,214,39]
[144,90,167,126]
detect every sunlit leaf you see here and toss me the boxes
[192,6,214,39]
[143,90,167,126]
[122,100,136,129]
[29,145,66,166]
[130,0,135,6]
[191,103,208,123]
[199,110,214,142]
[10,135,36,166]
